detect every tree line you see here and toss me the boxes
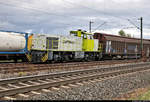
[118,30,132,38]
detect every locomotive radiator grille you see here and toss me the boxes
[46,37,59,49]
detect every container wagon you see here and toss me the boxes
[0,30,29,62]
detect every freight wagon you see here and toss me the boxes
[0,30,29,62]
[94,33,150,59]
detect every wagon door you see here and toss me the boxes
[106,41,111,54]
[146,47,150,57]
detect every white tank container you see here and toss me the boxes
[0,32,26,52]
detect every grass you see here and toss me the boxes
[0,60,13,62]
[130,90,150,100]
[137,90,150,100]
[0,59,22,63]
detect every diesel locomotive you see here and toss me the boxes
[27,30,102,63]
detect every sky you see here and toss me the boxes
[0,0,150,38]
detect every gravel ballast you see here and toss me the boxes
[18,69,150,100]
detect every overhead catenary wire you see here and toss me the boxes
[62,0,128,21]
[0,1,88,29]
[0,1,66,17]
[0,0,90,22]
[127,19,140,30]
[0,0,148,35]
[64,0,150,33]
[0,0,138,27]
[93,22,107,32]
[62,0,142,33]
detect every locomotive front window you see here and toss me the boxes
[87,35,90,39]
[86,35,93,39]
[90,35,93,39]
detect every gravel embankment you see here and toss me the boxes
[18,69,150,100]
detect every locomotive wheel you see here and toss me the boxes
[14,58,18,63]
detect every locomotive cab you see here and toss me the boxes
[70,30,99,52]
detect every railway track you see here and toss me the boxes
[0,59,142,75]
[0,62,150,100]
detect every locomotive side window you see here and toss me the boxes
[83,34,87,39]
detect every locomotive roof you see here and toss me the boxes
[94,32,150,44]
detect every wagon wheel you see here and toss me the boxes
[14,58,18,63]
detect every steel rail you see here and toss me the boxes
[0,62,149,85]
[0,60,143,74]
[0,63,150,97]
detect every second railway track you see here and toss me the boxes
[0,59,142,75]
[0,62,150,100]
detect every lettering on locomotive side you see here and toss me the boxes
[63,40,75,44]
